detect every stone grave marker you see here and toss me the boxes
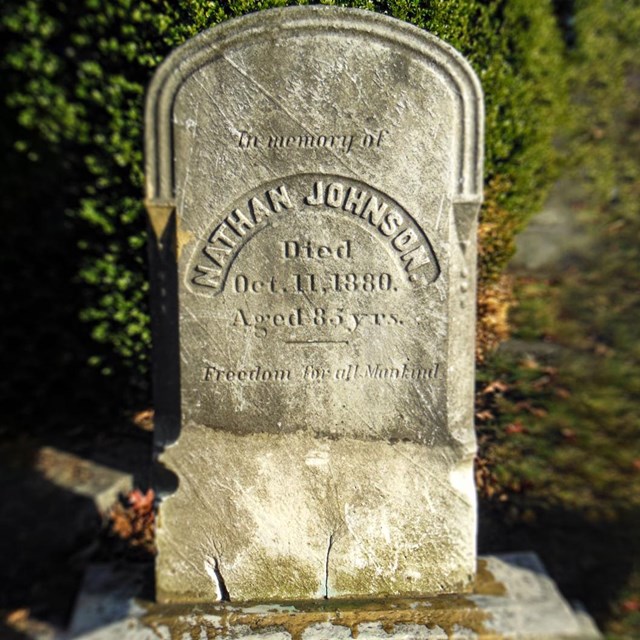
[145,6,483,603]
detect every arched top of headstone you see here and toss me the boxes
[145,6,483,212]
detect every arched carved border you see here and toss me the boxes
[144,6,484,216]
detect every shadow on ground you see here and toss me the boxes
[0,425,152,635]
[479,501,640,628]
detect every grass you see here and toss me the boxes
[477,256,640,637]
[475,5,640,629]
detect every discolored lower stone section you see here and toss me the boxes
[155,429,477,602]
[69,554,601,639]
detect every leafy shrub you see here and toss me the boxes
[0,0,568,399]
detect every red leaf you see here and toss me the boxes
[621,597,640,612]
[129,488,155,513]
[506,421,526,435]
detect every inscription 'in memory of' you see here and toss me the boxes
[191,176,440,293]
[237,129,389,153]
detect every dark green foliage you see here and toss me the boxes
[0,0,568,396]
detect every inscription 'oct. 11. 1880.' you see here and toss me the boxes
[189,174,441,295]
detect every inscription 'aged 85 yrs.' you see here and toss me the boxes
[145,6,483,605]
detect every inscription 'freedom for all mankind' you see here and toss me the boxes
[201,362,440,383]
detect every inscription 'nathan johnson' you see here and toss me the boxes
[190,175,440,293]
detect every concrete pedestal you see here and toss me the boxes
[68,553,600,639]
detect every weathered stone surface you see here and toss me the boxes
[145,6,483,602]
[68,555,602,639]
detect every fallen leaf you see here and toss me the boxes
[132,409,155,431]
[532,376,551,391]
[6,609,29,625]
[621,597,640,612]
[111,508,133,538]
[506,421,526,435]
[607,219,625,234]
[515,401,548,418]
[129,488,155,512]
[482,380,509,395]
[520,356,540,370]
[108,488,156,553]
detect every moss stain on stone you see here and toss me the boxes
[140,559,509,638]
[475,559,507,597]
[139,589,497,639]
[331,534,475,598]
[245,553,322,601]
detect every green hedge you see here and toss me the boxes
[0,0,567,392]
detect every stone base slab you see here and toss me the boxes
[68,553,601,639]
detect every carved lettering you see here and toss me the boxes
[249,196,272,223]
[192,265,221,289]
[266,133,356,153]
[282,240,352,260]
[344,187,369,215]
[303,179,437,283]
[267,185,293,212]
[230,306,405,337]
[202,362,439,384]
[190,175,440,294]
[210,224,238,248]
[238,130,388,153]
[360,196,388,226]
[304,181,324,206]
[203,365,291,382]
[202,244,229,269]
[231,272,394,295]
[364,362,439,380]
[326,182,344,208]
[226,208,254,237]
[378,210,404,237]
[193,184,292,289]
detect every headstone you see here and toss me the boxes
[145,6,483,603]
